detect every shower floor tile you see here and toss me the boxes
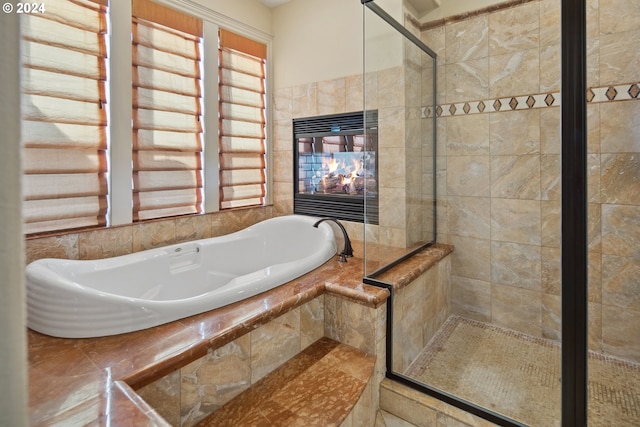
[404,316,640,427]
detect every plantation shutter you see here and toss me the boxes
[219,29,267,209]
[21,0,109,234]
[132,0,204,221]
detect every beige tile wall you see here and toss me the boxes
[422,0,640,361]
[275,77,357,242]
[392,255,451,373]
[273,40,436,249]
[25,207,274,263]
[325,294,388,427]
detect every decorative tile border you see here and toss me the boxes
[425,82,640,118]
[588,82,640,103]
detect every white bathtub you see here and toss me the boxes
[26,215,337,338]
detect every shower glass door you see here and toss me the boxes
[361,1,436,278]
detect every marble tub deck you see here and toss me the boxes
[27,242,453,426]
[28,253,389,426]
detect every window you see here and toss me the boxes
[131,0,204,221]
[21,0,109,234]
[20,0,270,235]
[218,29,267,209]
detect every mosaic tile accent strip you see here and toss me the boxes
[426,82,640,118]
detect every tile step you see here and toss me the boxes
[196,337,376,427]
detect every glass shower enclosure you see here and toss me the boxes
[362,1,640,426]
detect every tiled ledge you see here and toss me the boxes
[374,243,454,291]
[27,255,388,426]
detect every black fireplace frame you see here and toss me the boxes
[293,110,379,224]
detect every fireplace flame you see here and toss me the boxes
[320,156,366,194]
[323,157,357,178]
[326,158,340,175]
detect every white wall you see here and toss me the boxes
[271,0,406,89]
[364,0,406,74]
[187,0,272,34]
[0,10,28,427]
[271,0,363,89]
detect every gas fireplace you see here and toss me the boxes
[293,110,378,224]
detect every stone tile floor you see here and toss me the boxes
[400,316,640,427]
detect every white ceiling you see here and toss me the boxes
[257,0,292,8]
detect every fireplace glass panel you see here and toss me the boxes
[293,111,378,224]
